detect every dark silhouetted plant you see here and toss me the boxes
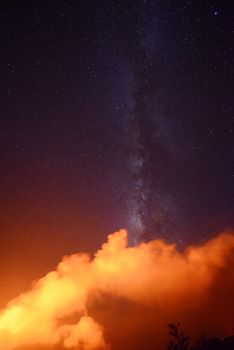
[167,322,190,350]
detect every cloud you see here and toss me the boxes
[0,229,234,349]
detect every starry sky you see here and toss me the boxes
[1,0,234,305]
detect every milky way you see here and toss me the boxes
[124,3,180,243]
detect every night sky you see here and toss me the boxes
[1,0,234,305]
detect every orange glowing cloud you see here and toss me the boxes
[0,229,234,349]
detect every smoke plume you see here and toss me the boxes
[0,229,234,349]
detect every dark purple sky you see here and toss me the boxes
[1,0,233,305]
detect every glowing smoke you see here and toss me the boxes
[0,229,234,349]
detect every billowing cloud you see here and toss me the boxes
[0,229,234,349]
